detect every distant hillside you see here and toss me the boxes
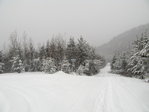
[96,24,149,61]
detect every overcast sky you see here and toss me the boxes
[0,0,149,49]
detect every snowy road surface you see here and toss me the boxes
[0,64,149,112]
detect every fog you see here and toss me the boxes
[0,0,149,48]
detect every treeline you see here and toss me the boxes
[0,32,105,75]
[111,33,149,79]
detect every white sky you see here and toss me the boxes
[0,0,149,48]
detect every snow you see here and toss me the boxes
[0,64,149,112]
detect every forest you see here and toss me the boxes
[0,32,105,75]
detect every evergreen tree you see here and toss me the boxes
[55,38,66,69]
[45,40,50,58]
[111,53,129,75]
[83,60,97,75]
[66,38,77,60]
[7,32,23,72]
[66,38,77,71]
[0,51,4,63]
[127,36,149,78]
[140,42,149,57]
[22,34,30,71]
[139,42,149,74]
[49,38,57,59]
[41,57,56,74]
[28,39,36,71]
[111,55,117,70]
[76,37,88,67]
[89,61,98,75]
[0,62,4,73]
[61,59,70,73]
[11,55,24,73]
[121,56,127,71]
[77,65,85,75]
[32,58,41,71]
[39,44,46,59]
[0,51,4,73]
[83,60,90,75]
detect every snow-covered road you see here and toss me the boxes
[0,64,149,112]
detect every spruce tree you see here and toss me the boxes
[61,59,70,73]
[41,57,56,74]
[127,36,149,78]
[11,55,24,73]
[0,51,4,73]
[76,37,88,67]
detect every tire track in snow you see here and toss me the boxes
[93,78,109,112]
[0,84,36,112]
[93,87,106,112]
[107,77,123,112]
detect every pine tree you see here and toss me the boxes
[32,58,41,71]
[45,40,50,58]
[41,57,56,74]
[0,51,4,73]
[77,65,85,75]
[76,37,88,67]
[39,44,46,59]
[49,38,57,59]
[11,55,24,73]
[55,39,66,69]
[89,61,98,75]
[8,32,23,72]
[139,42,149,74]
[0,63,4,73]
[111,55,117,69]
[22,35,30,71]
[61,59,70,73]
[28,39,36,71]
[66,38,77,60]
[111,53,128,75]
[127,36,149,78]
[127,54,144,77]
[66,38,77,71]
[140,42,149,57]
[83,60,90,75]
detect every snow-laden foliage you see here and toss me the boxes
[140,42,149,57]
[76,59,103,75]
[41,58,56,74]
[77,65,85,75]
[0,62,4,73]
[127,54,144,76]
[111,53,128,75]
[139,42,149,73]
[127,37,149,78]
[0,51,4,73]
[11,55,24,73]
[1,33,105,75]
[32,58,41,71]
[61,59,71,73]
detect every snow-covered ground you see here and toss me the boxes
[0,64,149,112]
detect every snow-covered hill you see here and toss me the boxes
[96,23,149,60]
[0,64,149,112]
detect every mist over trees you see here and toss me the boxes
[111,32,149,79]
[0,32,105,75]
